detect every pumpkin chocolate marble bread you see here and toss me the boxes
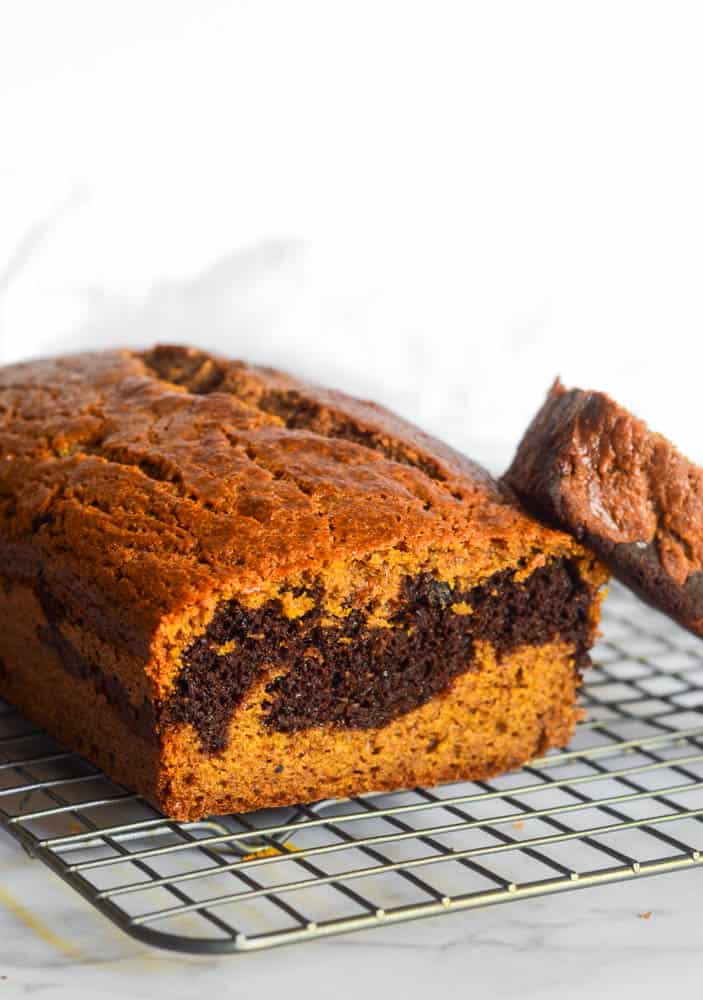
[0,347,607,820]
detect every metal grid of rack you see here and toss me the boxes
[1,582,703,954]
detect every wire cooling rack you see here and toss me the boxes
[1,583,703,954]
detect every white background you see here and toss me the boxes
[3,1,703,476]
[2,3,703,996]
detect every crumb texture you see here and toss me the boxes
[161,638,584,820]
[166,556,594,751]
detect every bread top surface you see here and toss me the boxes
[0,347,583,650]
[505,378,703,608]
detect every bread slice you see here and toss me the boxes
[506,378,703,636]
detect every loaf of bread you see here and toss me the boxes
[0,347,607,819]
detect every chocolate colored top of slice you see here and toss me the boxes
[504,379,703,637]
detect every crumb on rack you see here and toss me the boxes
[241,842,298,862]
[638,911,653,920]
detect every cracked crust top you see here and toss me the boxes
[0,347,586,657]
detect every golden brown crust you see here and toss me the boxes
[0,347,585,666]
[0,580,161,801]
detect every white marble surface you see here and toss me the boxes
[2,2,703,995]
[1,826,702,999]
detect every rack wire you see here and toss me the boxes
[1,582,703,954]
